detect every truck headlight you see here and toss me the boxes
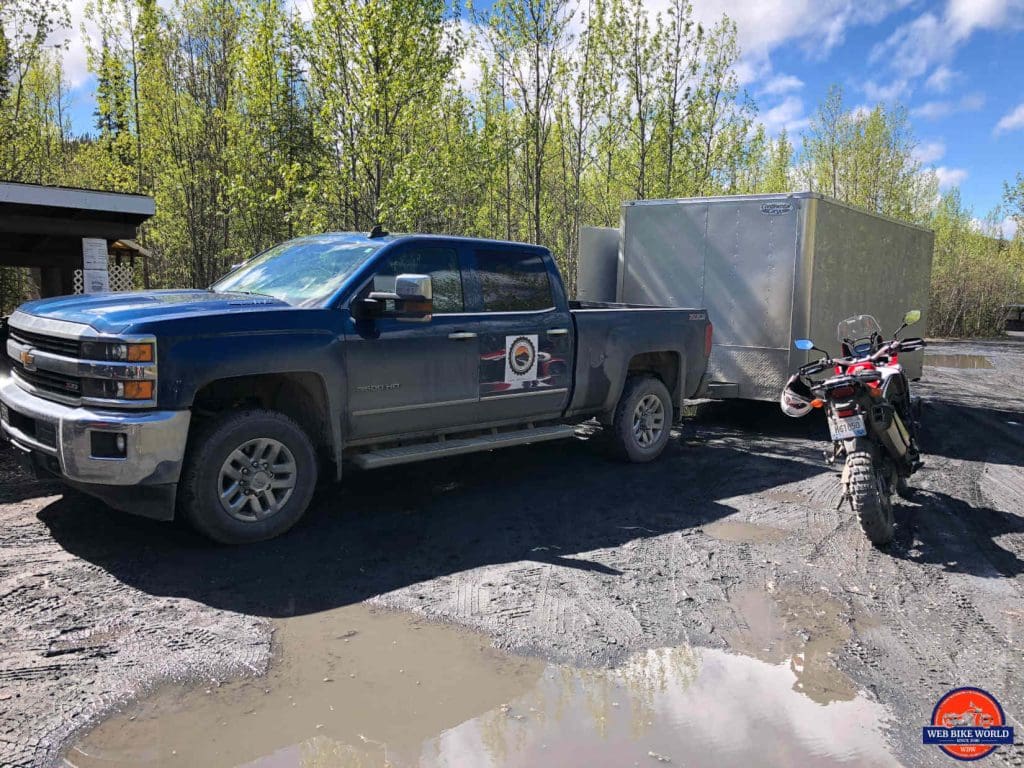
[82,380,155,400]
[81,342,155,362]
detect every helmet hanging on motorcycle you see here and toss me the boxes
[780,375,814,418]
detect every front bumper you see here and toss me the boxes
[0,375,190,519]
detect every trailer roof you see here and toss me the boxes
[622,192,933,234]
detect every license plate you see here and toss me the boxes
[829,414,867,441]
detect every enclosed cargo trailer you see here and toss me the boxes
[578,193,934,401]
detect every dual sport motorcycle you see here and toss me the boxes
[780,311,926,546]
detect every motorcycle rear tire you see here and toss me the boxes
[846,451,895,546]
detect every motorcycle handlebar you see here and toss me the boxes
[797,336,926,377]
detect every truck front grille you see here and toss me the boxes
[8,328,81,358]
[10,363,82,400]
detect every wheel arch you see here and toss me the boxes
[190,372,339,477]
[602,350,683,422]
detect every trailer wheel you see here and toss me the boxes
[611,374,673,462]
[179,409,318,544]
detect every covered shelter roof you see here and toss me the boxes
[0,181,155,271]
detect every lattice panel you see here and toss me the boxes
[72,265,135,294]
[109,263,134,292]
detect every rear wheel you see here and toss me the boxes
[179,409,318,544]
[611,374,673,462]
[845,450,894,546]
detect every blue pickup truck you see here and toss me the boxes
[1,233,711,543]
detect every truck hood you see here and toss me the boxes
[15,290,291,335]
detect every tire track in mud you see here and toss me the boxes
[2,341,1023,767]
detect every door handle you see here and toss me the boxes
[448,332,477,340]
[547,328,569,336]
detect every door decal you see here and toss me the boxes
[505,335,538,383]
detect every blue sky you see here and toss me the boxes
[57,0,1024,233]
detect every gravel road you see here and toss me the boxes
[1,340,1022,767]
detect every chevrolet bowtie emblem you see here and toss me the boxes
[20,349,36,371]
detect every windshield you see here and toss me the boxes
[837,314,883,355]
[212,236,384,306]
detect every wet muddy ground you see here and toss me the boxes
[2,340,1023,767]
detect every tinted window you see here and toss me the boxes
[475,250,554,312]
[371,247,464,313]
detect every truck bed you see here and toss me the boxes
[565,303,710,419]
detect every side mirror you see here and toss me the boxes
[355,273,433,323]
[904,309,921,326]
[794,339,815,351]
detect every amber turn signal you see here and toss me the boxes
[126,344,154,362]
[123,380,154,399]
[810,399,825,409]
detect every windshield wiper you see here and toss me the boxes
[213,288,277,299]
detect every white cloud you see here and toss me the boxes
[947,0,1024,38]
[760,74,804,96]
[680,0,914,100]
[911,93,985,120]
[971,216,1019,239]
[759,95,809,136]
[870,0,1024,86]
[869,13,947,80]
[935,166,968,189]
[288,0,315,24]
[861,78,908,103]
[994,103,1024,135]
[450,19,485,93]
[924,65,959,93]
[49,0,96,88]
[912,140,946,165]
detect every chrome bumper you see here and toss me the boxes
[0,375,190,487]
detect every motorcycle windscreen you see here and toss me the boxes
[837,314,882,354]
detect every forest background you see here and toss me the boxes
[2,0,1022,335]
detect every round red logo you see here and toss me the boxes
[924,687,1012,761]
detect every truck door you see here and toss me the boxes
[466,248,572,423]
[345,243,479,440]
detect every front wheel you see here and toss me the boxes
[610,374,673,463]
[179,409,318,544]
[845,450,894,546]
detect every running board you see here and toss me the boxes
[351,424,576,470]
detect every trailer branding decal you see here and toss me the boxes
[760,202,793,215]
[922,687,1013,760]
[505,335,538,383]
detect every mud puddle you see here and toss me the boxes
[66,599,895,768]
[702,518,788,543]
[925,353,994,369]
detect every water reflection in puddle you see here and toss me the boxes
[925,353,994,369]
[67,603,896,768]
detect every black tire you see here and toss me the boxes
[179,409,318,544]
[846,451,894,546]
[610,374,673,463]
